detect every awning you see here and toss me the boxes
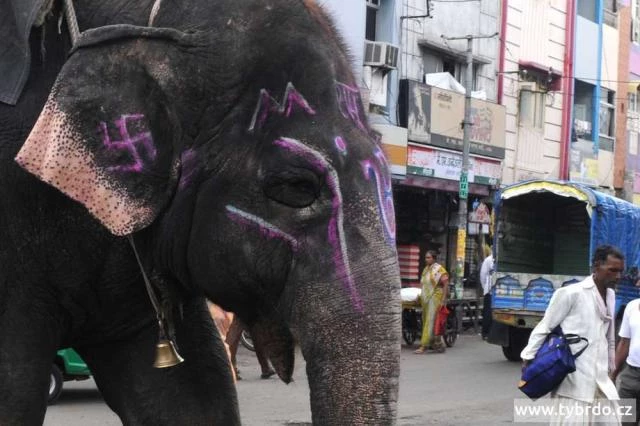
[501,180,594,205]
[629,81,640,93]
[417,38,491,65]
[394,175,491,196]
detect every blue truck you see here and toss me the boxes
[487,180,640,361]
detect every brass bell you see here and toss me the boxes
[153,339,185,368]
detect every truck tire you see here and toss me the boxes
[48,364,63,405]
[502,327,531,362]
[502,344,521,362]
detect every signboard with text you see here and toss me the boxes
[459,171,468,199]
[401,80,506,159]
[406,145,501,186]
[569,138,599,187]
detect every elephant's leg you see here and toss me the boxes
[79,297,240,426]
[0,295,61,425]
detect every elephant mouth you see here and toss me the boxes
[249,313,296,383]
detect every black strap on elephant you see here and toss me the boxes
[0,0,168,104]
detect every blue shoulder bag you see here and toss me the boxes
[518,326,589,400]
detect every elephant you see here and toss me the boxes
[0,0,401,425]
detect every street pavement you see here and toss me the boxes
[44,334,528,425]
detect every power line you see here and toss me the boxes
[499,71,640,86]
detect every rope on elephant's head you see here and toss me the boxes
[62,0,165,50]
[62,0,80,47]
[148,0,164,26]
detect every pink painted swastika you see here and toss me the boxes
[98,114,156,173]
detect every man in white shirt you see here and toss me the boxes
[520,245,623,424]
[479,252,494,340]
[612,297,640,425]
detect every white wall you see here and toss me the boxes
[317,0,367,82]
[574,16,600,83]
[601,25,619,92]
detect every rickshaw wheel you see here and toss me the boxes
[444,308,458,347]
[403,327,417,346]
[402,309,418,345]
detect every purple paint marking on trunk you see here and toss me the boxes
[335,82,366,132]
[361,150,396,241]
[99,114,156,173]
[248,83,316,132]
[273,137,363,313]
[226,205,300,251]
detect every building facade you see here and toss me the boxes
[626,0,640,204]
[323,0,636,282]
[499,0,569,185]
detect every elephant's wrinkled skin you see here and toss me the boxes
[0,0,401,424]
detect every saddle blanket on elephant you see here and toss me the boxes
[1,0,51,105]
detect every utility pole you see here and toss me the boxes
[442,32,498,331]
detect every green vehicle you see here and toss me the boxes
[49,349,91,404]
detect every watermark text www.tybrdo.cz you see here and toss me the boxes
[513,398,636,423]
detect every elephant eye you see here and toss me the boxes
[263,170,321,208]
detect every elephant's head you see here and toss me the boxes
[16,0,401,423]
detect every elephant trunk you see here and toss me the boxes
[295,257,401,425]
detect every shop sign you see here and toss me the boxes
[406,145,501,186]
[459,171,468,199]
[569,138,599,187]
[469,202,491,224]
[372,123,408,176]
[402,80,506,159]
[456,229,466,260]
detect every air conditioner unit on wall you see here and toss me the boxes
[364,41,399,69]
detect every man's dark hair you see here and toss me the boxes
[591,245,624,267]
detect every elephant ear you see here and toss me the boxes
[16,29,187,236]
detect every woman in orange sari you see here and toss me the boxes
[415,250,449,354]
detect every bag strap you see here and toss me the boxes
[563,333,589,358]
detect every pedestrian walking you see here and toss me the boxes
[520,245,623,424]
[414,250,449,354]
[611,296,640,425]
[207,302,236,381]
[479,246,494,340]
[227,317,276,380]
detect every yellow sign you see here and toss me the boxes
[456,229,466,259]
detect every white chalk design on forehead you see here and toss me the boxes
[225,205,299,251]
[248,82,317,132]
[274,137,363,313]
